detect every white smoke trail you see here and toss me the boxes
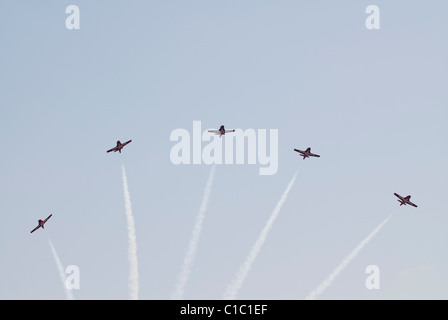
[223,170,299,300]
[171,164,216,300]
[48,239,74,300]
[305,215,392,300]
[121,165,139,300]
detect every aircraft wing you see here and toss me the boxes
[44,214,52,223]
[393,193,402,200]
[225,130,235,133]
[30,225,40,233]
[107,146,118,153]
[309,153,320,157]
[122,140,132,147]
[408,201,418,207]
[208,130,220,134]
[293,149,304,154]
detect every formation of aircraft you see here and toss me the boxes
[30,214,52,233]
[107,140,132,153]
[394,193,418,207]
[208,125,235,138]
[31,130,420,234]
[294,147,320,160]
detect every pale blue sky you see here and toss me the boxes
[0,1,447,299]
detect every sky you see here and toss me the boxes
[0,1,447,300]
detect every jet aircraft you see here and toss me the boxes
[30,214,52,233]
[208,125,235,138]
[394,193,418,207]
[294,147,320,160]
[107,140,132,153]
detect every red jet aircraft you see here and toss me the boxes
[30,214,52,233]
[294,147,320,160]
[107,140,132,153]
[208,125,235,138]
[394,193,418,207]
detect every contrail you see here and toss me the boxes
[121,165,139,300]
[48,239,74,300]
[171,164,216,300]
[305,214,392,300]
[223,170,299,300]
